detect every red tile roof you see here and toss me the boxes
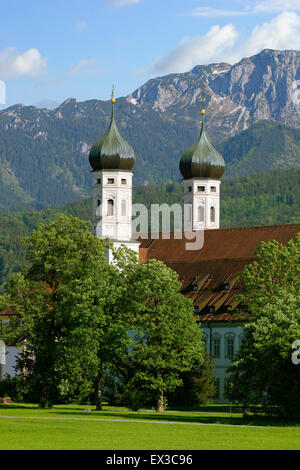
[139,224,300,322]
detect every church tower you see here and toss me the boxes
[179,105,225,231]
[89,90,140,262]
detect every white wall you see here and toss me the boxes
[201,323,244,403]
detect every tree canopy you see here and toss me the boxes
[227,235,300,418]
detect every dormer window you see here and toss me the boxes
[194,306,200,314]
[192,285,198,292]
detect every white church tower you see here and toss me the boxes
[89,90,140,262]
[179,107,225,231]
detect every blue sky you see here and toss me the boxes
[1,0,300,107]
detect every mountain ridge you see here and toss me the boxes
[0,49,300,210]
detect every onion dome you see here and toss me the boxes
[89,89,136,172]
[179,109,225,180]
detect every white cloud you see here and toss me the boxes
[75,21,88,31]
[151,24,238,74]
[0,47,46,80]
[150,11,300,74]
[224,11,300,63]
[107,0,141,7]
[186,0,300,18]
[253,0,300,13]
[186,7,248,18]
[40,59,99,86]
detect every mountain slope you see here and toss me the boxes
[220,121,300,177]
[129,49,300,128]
[0,49,300,210]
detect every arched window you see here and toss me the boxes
[197,205,204,222]
[121,199,127,217]
[107,199,114,217]
[214,377,220,398]
[225,333,235,359]
[210,206,216,223]
[185,204,192,223]
[212,334,221,358]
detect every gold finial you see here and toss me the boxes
[111,85,116,104]
[201,92,205,116]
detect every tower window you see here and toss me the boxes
[210,206,216,223]
[188,186,192,192]
[197,205,204,222]
[107,178,115,184]
[97,178,101,185]
[97,200,101,207]
[211,186,216,192]
[121,199,127,217]
[197,186,205,192]
[107,199,114,216]
[121,179,127,185]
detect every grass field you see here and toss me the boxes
[0,404,299,450]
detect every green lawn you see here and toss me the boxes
[0,404,299,450]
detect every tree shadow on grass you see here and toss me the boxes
[48,408,290,427]
[0,404,38,411]
[2,404,299,428]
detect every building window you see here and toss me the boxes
[97,200,101,207]
[212,335,221,358]
[197,205,204,222]
[97,178,101,185]
[0,340,6,371]
[188,186,192,192]
[210,206,216,223]
[121,179,127,185]
[186,205,192,222]
[213,377,220,398]
[239,333,244,349]
[107,199,114,216]
[107,178,115,184]
[197,186,205,192]
[210,186,216,192]
[225,334,235,359]
[121,199,127,217]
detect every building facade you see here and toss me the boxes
[1,96,299,404]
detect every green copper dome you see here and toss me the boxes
[179,112,225,180]
[89,98,136,172]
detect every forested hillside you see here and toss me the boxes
[1,49,300,211]
[1,168,299,291]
